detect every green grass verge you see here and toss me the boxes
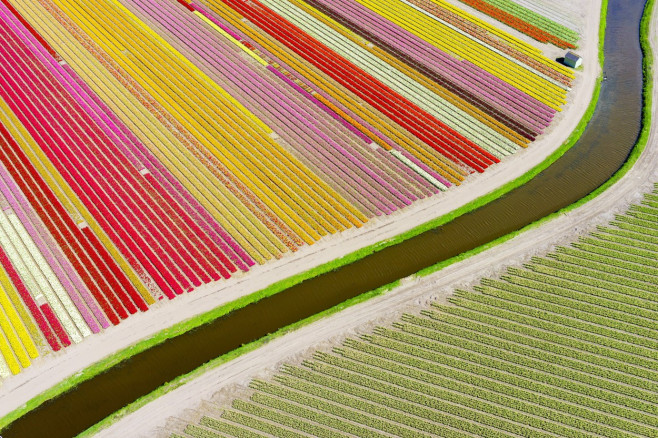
[0,0,622,433]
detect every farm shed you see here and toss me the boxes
[564,51,583,68]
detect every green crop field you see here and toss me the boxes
[169,184,658,438]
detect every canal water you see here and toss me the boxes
[2,0,647,436]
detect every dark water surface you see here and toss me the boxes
[2,0,647,436]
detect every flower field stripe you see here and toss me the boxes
[0,48,184,300]
[0,207,82,344]
[416,0,575,86]
[89,0,367,233]
[297,0,539,144]
[54,64,237,282]
[474,0,580,44]
[264,64,372,145]
[0,287,33,369]
[0,100,156,308]
[455,0,577,49]
[367,0,570,110]
[0,10,233,290]
[396,0,570,91]
[23,0,364,250]
[291,0,531,153]
[0,253,43,349]
[0,275,39,360]
[0,223,85,345]
[71,73,250,273]
[0,0,60,60]
[307,0,564,120]
[0,162,107,332]
[0,114,148,318]
[213,0,499,173]
[198,1,468,184]
[262,0,521,151]
[509,0,579,33]
[351,0,567,110]
[0,41,188,299]
[228,2,500,171]
[96,0,376,229]
[0,210,92,339]
[147,0,413,212]
[194,11,268,66]
[0,327,21,375]
[402,0,574,86]
[0,6,164,302]
[218,10,490,182]
[390,150,448,191]
[427,0,555,65]
[0,4,243,290]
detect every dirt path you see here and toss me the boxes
[87,2,658,436]
[0,0,602,422]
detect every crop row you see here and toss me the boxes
[482,0,579,42]
[199,0,470,182]
[458,0,578,48]
[510,0,580,32]
[123,0,440,212]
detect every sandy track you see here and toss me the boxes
[89,1,658,436]
[0,0,601,422]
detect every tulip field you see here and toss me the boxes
[0,0,576,380]
[167,185,658,438]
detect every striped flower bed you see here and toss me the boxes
[0,0,577,378]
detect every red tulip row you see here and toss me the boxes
[40,303,71,348]
[458,0,576,49]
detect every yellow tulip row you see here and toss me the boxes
[353,0,567,110]
[204,0,468,185]
[46,0,365,248]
